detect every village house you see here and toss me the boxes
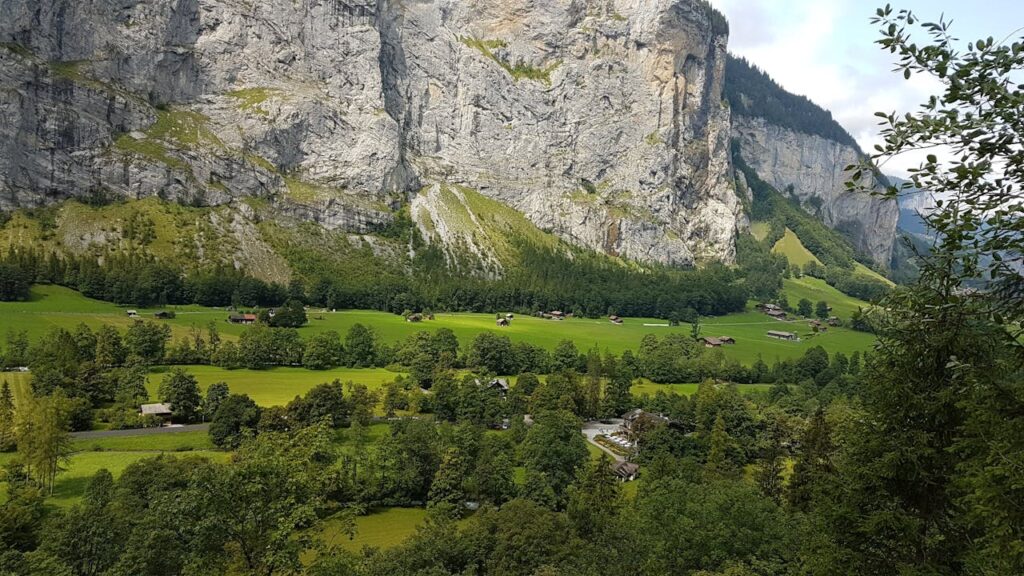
[767,330,798,341]
[611,461,640,482]
[766,308,787,319]
[701,336,724,348]
[228,313,258,325]
[621,408,671,436]
[475,378,510,399]
[140,403,174,425]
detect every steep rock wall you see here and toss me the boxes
[732,115,898,265]
[0,0,743,267]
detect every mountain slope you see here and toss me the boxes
[726,55,898,267]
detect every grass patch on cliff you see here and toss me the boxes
[114,134,186,169]
[228,87,281,117]
[460,37,560,84]
[283,176,351,204]
[2,42,34,59]
[148,109,224,150]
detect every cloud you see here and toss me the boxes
[709,0,949,177]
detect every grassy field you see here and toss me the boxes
[689,308,874,364]
[70,431,214,453]
[782,276,871,320]
[317,508,429,552]
[0,449,228,508]
[145,365,405,407]
[773,228,822,267]
[0,371,32,410]
[2,283,876,371]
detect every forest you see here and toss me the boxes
[0,241,750,320]
[725,55,860,147]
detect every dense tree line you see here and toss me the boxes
[0,247,290,308]
[0,237,751,321]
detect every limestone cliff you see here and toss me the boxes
[732,115,898,265]
[724,56,898,266]
[0,0,743,268]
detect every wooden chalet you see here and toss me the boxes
[767,330,798,341]
[612,461,640,482]
[228,313,258,325]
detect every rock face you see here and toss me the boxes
[0,0,744,267]
[732,115,898,265]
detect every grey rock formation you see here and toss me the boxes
[0,0,743,267]
[732,115,898,265]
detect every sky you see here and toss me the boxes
[708,0,1024,177]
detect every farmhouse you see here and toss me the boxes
[719,336,736,344]
[140,403,174,424]
[487,378,510,396]
[228,313,258,324]
[701,336,724,348]
[766,309,787,319]
[475,378,510,398]
[611,461,640,482]
[767,330,798,341]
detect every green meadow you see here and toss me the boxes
[316,508,429,552]
[145,365,405,408]
[0,450,229,508]
[2,284,877,369]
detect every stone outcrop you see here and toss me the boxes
[731,115,898,265]
[0,0,744,267]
